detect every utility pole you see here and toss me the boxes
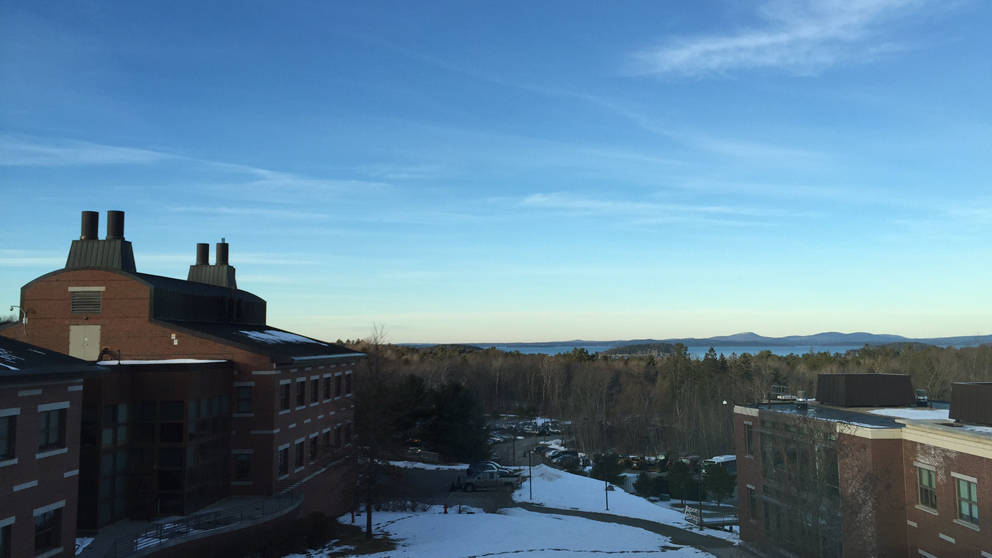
[528,450,533,501]
[605,478,609,511]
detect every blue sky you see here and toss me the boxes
[2,0,991,343]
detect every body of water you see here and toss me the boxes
[481,343,870,358]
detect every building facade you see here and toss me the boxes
[1,336,102,558]
[1,210,363,534]
[734,374,992,558]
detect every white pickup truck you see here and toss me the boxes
[451,462,523,492]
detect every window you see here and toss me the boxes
[102,403,128,448]
[234,454,251,481]
[235,386,252,413]
[278,448,289,476]
[280,384,291,410]
[918,467,937,510]
[310,379,319,403]
[70,291,102,313]
[323,377,331,400]
[744,423,753,457]
[34,508,62,554]
[295,442,304,468]
[322,431,331,451]
[345,373,352,395]
[296,380,306,407]
[39,409,66,450]
[334,425,342,448]
[335,375,342,397]
[956,477,978,525]
[344,423,352,444]
[310,437,318,461]
[747,486,757,520]
[0,416,14,460]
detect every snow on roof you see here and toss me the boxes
[0,347,23,370]
[97,359,227,365]
[705,455,736,463]
[867,408,950,420]
[237,329,327,346]
[959,424,992,435]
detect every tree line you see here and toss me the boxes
[347,340,992,459]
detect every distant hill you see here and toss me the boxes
[601,342,675,357]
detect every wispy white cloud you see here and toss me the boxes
[138,251,320,266]
[166,205,330,221]
[631,0,929,76]
[0,135,172,166]
[0,249,63,267]
[519,192,796,226]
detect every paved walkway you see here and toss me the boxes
[516,503,753,558]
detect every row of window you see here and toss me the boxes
[275,423,352,477]
[0,503,64,558]
[0,409,67,463]
[234,372,352,415]
[916,466,979,526]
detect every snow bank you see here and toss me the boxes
[516,464,739,544]
[324,507,711,557]
[387,460,468,471]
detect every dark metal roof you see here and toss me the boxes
[159,321,364,364]
[65,239,136,272]
[135,272,253,299]
[0,336,106,380]
[756,402,905,429]
[816,373,915,407]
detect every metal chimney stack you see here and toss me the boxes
[195,243,209,265]
[80,211,98,240]
[216,239,229,266]
[106,210,125,240]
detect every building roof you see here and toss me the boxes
[0,336,105,379]
[162,321,364,364]
[135,272,257,300]
[755,402,906,429]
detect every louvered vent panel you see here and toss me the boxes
[71,291,102,314]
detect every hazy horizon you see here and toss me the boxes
[3,1,991,343]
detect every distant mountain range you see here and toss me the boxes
[454,331,992,349]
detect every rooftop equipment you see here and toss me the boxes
[815,373,915,407]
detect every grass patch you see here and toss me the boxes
[320,523,396,556]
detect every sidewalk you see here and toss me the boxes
[517,502,754,558]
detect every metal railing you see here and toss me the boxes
[102,493,301,558]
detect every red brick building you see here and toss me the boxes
[1,210,363,534]
[1,336,103,558]
[734,374,992,558]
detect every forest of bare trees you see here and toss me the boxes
[345,340,992,459]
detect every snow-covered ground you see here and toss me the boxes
[308,506,712,557]
[515,465,740,544]
[387,460,468,471]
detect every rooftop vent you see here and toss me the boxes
[949,382,992,426]
[187,238,237,289]
[65,210,136,272]
[815,373,915,407]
